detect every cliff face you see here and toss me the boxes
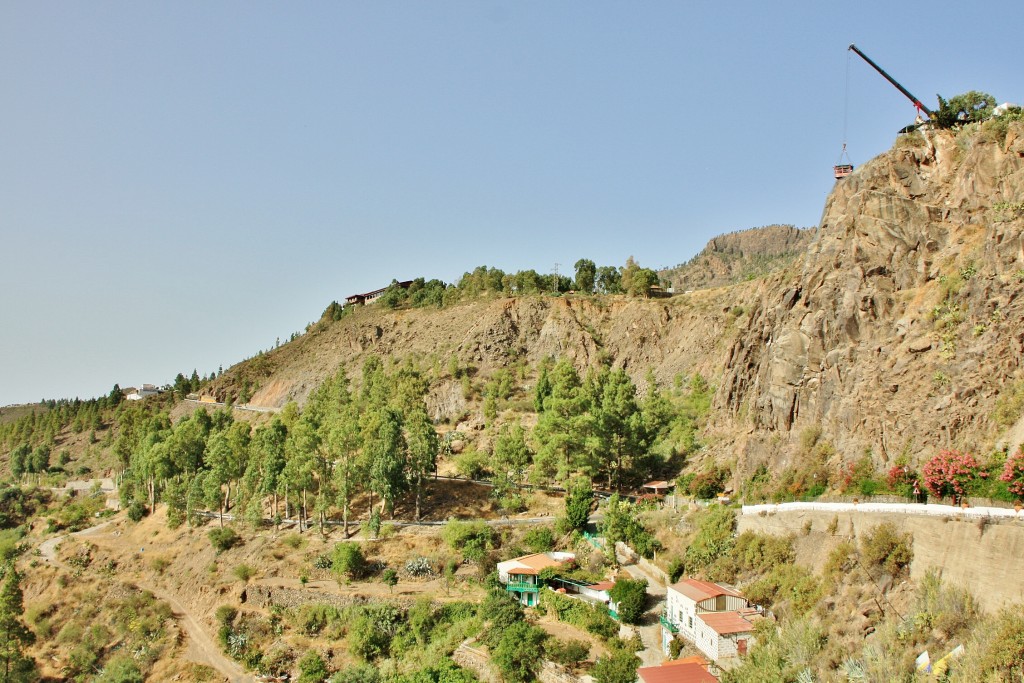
[719,124,1024,469]
[221,123,1024,474]
[660,224,813,292]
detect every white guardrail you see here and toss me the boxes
[742,501,1024,520]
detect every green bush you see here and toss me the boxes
[233,564,255,582]
[442,520,495,562]
[297,651,331,683]
[523,526,555,553]
[860,522,913,576]
[332,542,367,580]
[545,638,590,667]
[207,527,240,553]
[95,654,144,683]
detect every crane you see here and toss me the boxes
[834,44,932,180]
[848,43,933,119]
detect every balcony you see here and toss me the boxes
[505,581,539,592]
[659,613,679,633]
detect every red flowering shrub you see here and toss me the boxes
[886,465,917,496]
[999,448,1024,499]
[921,450,982,500]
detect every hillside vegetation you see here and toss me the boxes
[2,119,1024,682]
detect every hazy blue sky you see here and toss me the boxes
[2,2,1022,406]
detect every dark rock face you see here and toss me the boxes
[720,124,1024,468]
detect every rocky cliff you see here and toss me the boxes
[719,123,1024,473]
[659,224,813,293]
[218,123,1024,477]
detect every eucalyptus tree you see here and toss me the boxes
[404,404,438,520]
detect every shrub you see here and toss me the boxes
[684,505,735,571]
[233,564,255,582]
[404,556,434,577]
[208,527,240,553]
[545,638,590,667]
[454,449,490,480]
[860,522,913,576]
[688,467,729,499]
[592,642,640,683]
[381,568,398,592]
[332,543,366,580]
[95,654,144,683]
[1000,448,1024,499]
[442,519,495,562]
[523,526,555,553]
[126,501,147,522]
[215,605,238,626]
[922,450,983,500]
[743,563,821,615]
[297,651,331,683]
[281,533,304,549]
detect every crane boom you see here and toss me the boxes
[848,44,933,118]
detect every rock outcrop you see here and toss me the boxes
[720,124,1024,471]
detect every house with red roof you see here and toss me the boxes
[637,657,718,683]
[661,578,760,664]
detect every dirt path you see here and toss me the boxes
[39,522,252,683]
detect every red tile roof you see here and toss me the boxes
[698,610,756,635]
[638,662,717,683]
[669,578,743,603]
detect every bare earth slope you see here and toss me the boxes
[213,123,1024,479]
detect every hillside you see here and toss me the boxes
[3,121,1024,683]
[204,121,1024,485]
[658,224,814,293]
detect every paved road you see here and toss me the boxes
[622,561,668,668]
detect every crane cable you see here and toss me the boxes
[838,48,852,166]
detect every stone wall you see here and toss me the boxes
[739,506,1024,613]
[244,584,416,611]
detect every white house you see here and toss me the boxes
[662,578,758,664]
[496,552,575,607]
[126,384,160,401]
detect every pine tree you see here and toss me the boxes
[0,564,37,683]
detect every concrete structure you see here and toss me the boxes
[126,384,159,401]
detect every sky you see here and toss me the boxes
[2,1,1023,406]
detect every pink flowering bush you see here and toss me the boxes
[886,465,917,497]
[921,450,984,500]
[999,448,1024,499]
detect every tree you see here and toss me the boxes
[492,621,547,683]
[362,407,408,518]
[596,266,622,294]
[922,449,982,501]
[533,360,588,485]
[573,259,597,293]
[0,564,37,683]
[492,423,532,507]
[332,542,366,581]
[564,479,594,532]
[934,90,997,128]
[327,404,362,535]
[592,644,639,683]
[382,568,398,593]
[609,578,648,624]
[591,369,648,489]
[404,405,438,520]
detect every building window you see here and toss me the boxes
[688,616,692,629]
